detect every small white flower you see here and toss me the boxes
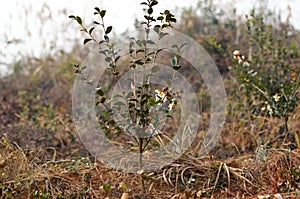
[247,69,257,75]
[168,104,173,111]
[232,50,241,56]
[273,93,280,102]
[248,69,254,74]
[262,103,273,114]
[155,89,161,100]
[251,71,257,76]
[232,50,250,67]
[267,104,273,114]
[155,89,167,103]
[168,98,177,111]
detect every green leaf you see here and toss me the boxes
[169,18,177,23]
[142,94,150,100]
[136,40,144,47]
[159,32,168,39]
[147,52,155,56]
[146,40,155,45]
[119,182,127,191]
[136,49,145,54]
[144,15,149,20]
[105,57,112,63]
[151,0,158,6]
[129,98,139,102]
[80,28,87,32]
[104,35,109,42]
[114,101,126,106]
[112,69,119,76]
[157,48,164,54]
[135,60,144,65]
[171,56,178,66]
[173,65,181,70]
[69,15,75,19]
[164,10,170,15]
[105,26,112,34]
[112,95,124,100]
[128,103,135,109]
[141,99,148,106]
[101,183,111,191]
[126,91,133,99]
[179,43,188,50]
[75,16,82,24]
[94,7,100,13]
[96,97,106,105]
[144,83,150,89]
[148,8,153,15]
[83,39,93,45]
[172,44,179,49]
[153,26,160,34]
[96,88,104,96]
[100,10,106,18]
[162,24,168,29]
[89,27,95,34]
[157,16,164,21]
[94,21,100,25]
[115,56,121,62]
[129,41,135,49]
[109,120,116,125]
[151,66,160,73]
[148,98,156,106]
[99,40,105,45]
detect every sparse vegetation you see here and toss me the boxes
[0,0,299,198]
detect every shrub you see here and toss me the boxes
[69,0,183,193]
[231,9,299,140]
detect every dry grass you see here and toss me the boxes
[0,131,299,198]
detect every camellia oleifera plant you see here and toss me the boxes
[69,0,183,193]
[231,10,299,142]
